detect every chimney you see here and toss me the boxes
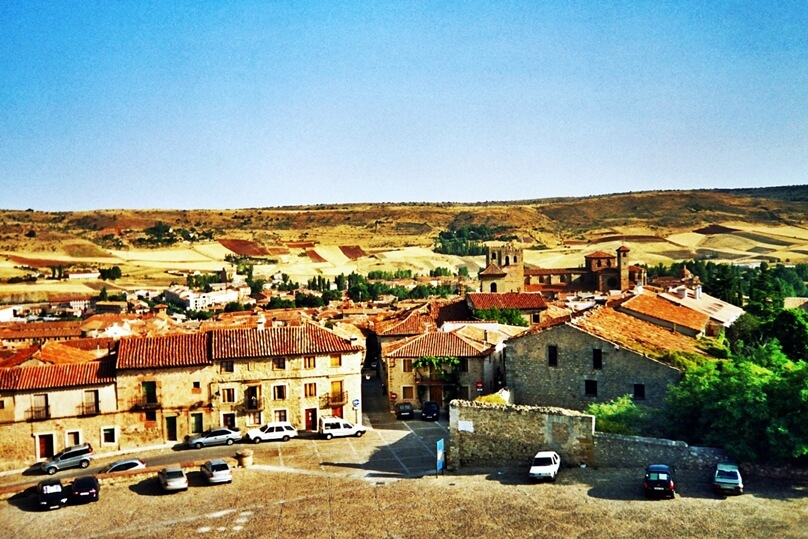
[695,285,702,299]
[256,313,266,330]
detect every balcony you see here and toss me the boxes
[320,391,348,408]
[27,405,50,421]
[79,402,99,416]
[130,396,162,411]
[240,396,266,412]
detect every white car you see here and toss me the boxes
[200,459,233,485]
[245,421,299,444]
[529,451,561,482]
[318,416,366,440]
[157,465,188,492]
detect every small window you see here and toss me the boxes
[593,349,603,370]
[274,409,287,422]
[402,386,414,399]
[304,383,317,397]
[192,381,201,393]
[0,399,5,409]
[460,358,469,373]
[402,359,413,372]
[145,410,157,422]
[246,412,261,425]
[273,358,286,370]
[330,354,342,368]
[548,345,558,367]
[273,385,287,400]
[221,361,234,373]
[221,388,235,403]
[585,380,598,397]
[634,384,646,400]
[304,356,316,369]
[101,427,117,444]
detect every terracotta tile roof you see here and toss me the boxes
[571,306,705,357]
[584,251,616,259]
[0,321,84,340]
[212,323,363,359]
[375,310,435,336]
[117,333,211,369]
[383,331,492,358]
[619,293,709,333]
[61,337,115,353]
[524,268,588,275]
[467,292,547,311]
[479,263,507,276]
[0,358,116,391]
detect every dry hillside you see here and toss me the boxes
[1,186,807,301]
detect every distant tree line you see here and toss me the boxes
[433,224,518,256]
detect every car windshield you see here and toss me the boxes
[41,483,62,494]
[211,463,229,472]
[165,470,184,479]
[717,470,739,480]
[533,457,554,466]
[648,472,669,481]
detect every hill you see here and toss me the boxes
[1,186,807,301]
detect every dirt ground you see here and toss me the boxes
[4,465,806,539]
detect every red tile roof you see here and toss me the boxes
[479,263,507,276]
[584,251,615,259]
[212,323,363,359]
[524,268,588,275]
[467,292,547,311]
[383,331,492,358]
[0,321,84,340]
[117,333,211,369]
[0,358,115,391]
[619,293,709,333]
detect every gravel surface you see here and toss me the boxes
[4,464,806,539]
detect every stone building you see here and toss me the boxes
[478,242,525,293]
[506,306,695,410]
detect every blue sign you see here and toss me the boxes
[436,438,445,476]
[352,398,360,408]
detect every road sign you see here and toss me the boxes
[352,398,360,408]
[436,438,445,476]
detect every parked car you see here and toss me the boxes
[245,421,298,444]
[157,466,188,492]
[395,402,414,420]
[643,464,676,499]
[68,475,100,504]
[713,463,744,495]
[40,443,94,475]
[528,451,561,481]
[186,427,242,449]
[420,401,440,421]
[100,458,146,474]
[200,459,233,485]
[37,478,68,510]
[318,416,366,439]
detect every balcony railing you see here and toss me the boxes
[27,405,50,421]
[79,402,99,416]
[320,391,348,408]
[240,396,265,412]
[130,396,162,411]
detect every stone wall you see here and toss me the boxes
[593,432,727,469]
[447,399,595,470]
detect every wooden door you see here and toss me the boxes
[38,434,54,459]
[305,408,317,431]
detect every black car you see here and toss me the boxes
[420,401,440,421]
[68,475,100,504]
[395,402,414,420]
[37,478,68,510]
[643,464,676,499]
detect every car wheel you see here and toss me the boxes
[355,430,364,437]
[226,439,234,445]
[252,437,261,444]
[80,459,90,468]
[282,435,290,442]
[325,433,333,440]
[46,467,57,475]
[194,442,203,449]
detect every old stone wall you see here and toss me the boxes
[507,323,680,410]
[593,432,727,469]
[447,399,595,470]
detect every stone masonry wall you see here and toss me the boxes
[593,432,727,470]
[447,399,595,470]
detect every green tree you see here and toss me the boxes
[765,309,808,361]
[473,307,528,327]
[746,262,784,321]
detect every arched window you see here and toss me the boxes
[490,283,498,293]
[505,256,510,266]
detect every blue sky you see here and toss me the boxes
[1,1,806,211]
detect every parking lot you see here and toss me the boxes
[2,376,806,538]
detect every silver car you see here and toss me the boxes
[100,458,146,474]
[200,459,233,485]
[186,427,242,449]
[157,466,188,492]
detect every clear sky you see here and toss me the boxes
[1,1,806,211]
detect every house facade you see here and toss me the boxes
[507,307,692,410]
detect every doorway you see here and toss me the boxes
[37,433,55,459]
[305,408,317,431]
[222,413,236,429]
[166,416,177,441]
